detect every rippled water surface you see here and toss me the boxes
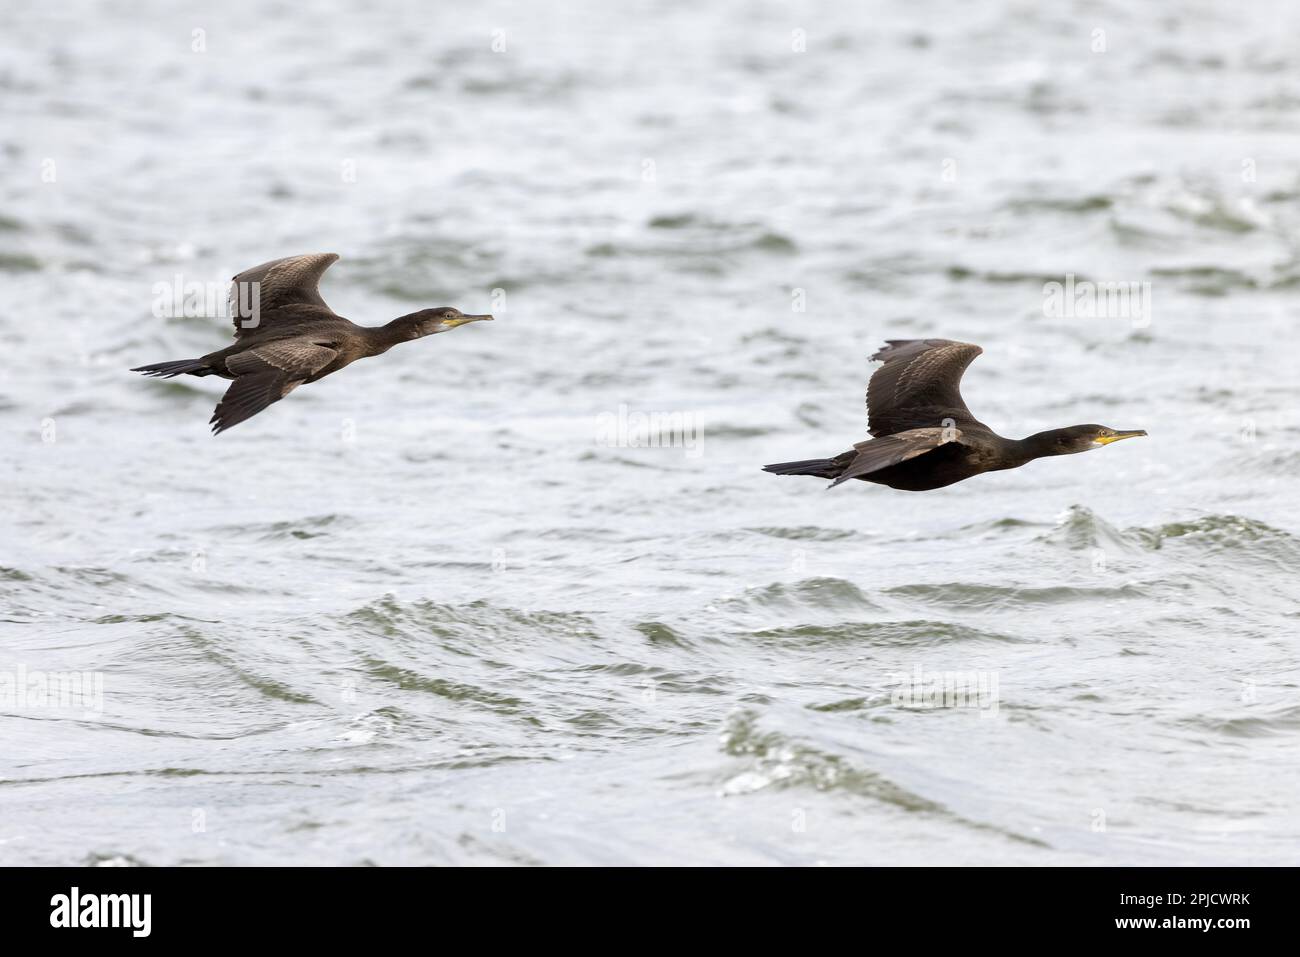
[3,0,1300,865]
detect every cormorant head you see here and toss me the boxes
[399,307,494,338]
[1035,424,1147,456]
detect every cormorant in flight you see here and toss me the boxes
[764,339,1145,491]
[132,253,492,433]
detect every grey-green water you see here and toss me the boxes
[2,0,1299,865]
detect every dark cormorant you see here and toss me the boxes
[763,339,1146,491]
[132,253,493,433]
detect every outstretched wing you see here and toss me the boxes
[210,341,337,434]
[228,253,340,338]
[866,339,986,437]
[829,426,962,488]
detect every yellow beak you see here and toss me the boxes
[444,314,494,328]
[1095,430,1147,445]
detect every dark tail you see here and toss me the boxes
[762,458,843,479]
[131,358,211,378]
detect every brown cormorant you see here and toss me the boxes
[132,253,493,433]
[763,339,1146,491]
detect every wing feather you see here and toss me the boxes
[210,342,336,434]
[828,426,962,488]
[228,253,340,338]
[866,339,985,437]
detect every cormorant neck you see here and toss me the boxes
[1012,429,1066,461]
[369,316,421,353]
